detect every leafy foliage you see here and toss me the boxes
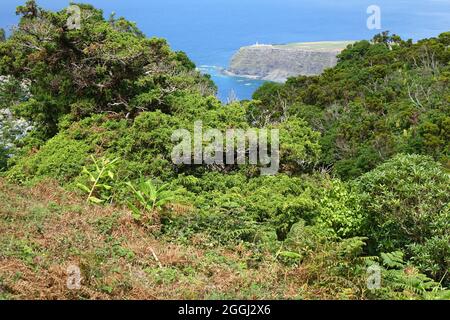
[77,156,119,204]
[0,1,215,138]
[354,154,450,285]
[6,132,90,184]
[370,251,450,299]
[0,2,448,300]
[126,179,176,223]
[354,154,450,252]
[0,28,5,42]
[253,32,450,179]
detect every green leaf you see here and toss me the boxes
[88,196,104,204]
[108,171,114,180]
[381,251,405,269]
[278,251,302,260]
[98,184,113,190]
[127,202,142,220]
[76,183,91,193]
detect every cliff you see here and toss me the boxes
[228,41,354,82]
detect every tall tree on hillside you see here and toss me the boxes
[0,2,215,139]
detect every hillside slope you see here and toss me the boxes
[0,179,294,300]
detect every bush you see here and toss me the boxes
[353,154,450,280]
[313,179,363,238]
[274,118,322,173]
[409,233,450,286]
[7,133,90,184]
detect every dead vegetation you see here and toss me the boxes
[0,179,304,300]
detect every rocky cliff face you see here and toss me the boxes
[228,41,354,82]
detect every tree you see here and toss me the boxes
[0,29,5,42]
[372,31,403,48]
[0,3,215,139]
[253,32,450,179]
[15,0,39,19]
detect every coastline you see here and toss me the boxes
[226,41,356,83]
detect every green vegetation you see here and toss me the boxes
[253,31,450,179]
[77,156,119,204]
[0,2,448,300]
[126,179,176,223]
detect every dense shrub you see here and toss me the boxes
[353,154,450,283]
[409,233,450,285]
[354,154,449,252]
[7,133,90,183]
[312,179,363,238]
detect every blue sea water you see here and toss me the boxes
[1,0,449,101]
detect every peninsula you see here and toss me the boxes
[227,41,355,82]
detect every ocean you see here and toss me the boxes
[1,0,449,101]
